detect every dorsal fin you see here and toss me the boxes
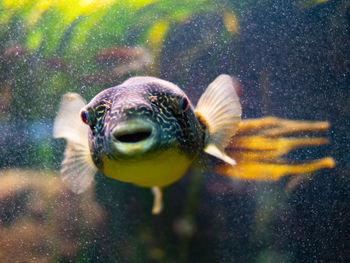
[53,93,98,194]
[195,74,241,164]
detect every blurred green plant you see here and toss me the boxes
[0,0,339,118]
[0,0,248,119]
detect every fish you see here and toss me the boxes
[53,75,335,214]
[53,74,242,214]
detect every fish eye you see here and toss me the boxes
[80,108,92,126]
[179,96,189,112]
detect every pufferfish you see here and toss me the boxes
[54,75,334,214]
[54,75,241,214]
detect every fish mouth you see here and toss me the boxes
[111,120,157,155]
[114,129,152,143]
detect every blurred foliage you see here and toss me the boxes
[0,0,340,120]
[296,0,329,9]
[0,0,247,119]
[0,169,104,263]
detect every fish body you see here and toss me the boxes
[87,78,204,187]
[54,75,241,213]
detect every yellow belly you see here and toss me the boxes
[101,148,193,187]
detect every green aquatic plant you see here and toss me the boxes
[0,0,247,119]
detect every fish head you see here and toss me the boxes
[81,77,204,169]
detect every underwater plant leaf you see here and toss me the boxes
[236,117,330,136]
[296,0,329,9]
[222,10,239,35]
[217,158,335,181]
[0,0,225,58]
[0,0,257,119]
[228,136,329,161]
[216,117,335,181]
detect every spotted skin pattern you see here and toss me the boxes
[83,79,206,172]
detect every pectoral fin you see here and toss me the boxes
[53,93,97,194]
[195,74,241,160]
[204,143,236,165]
